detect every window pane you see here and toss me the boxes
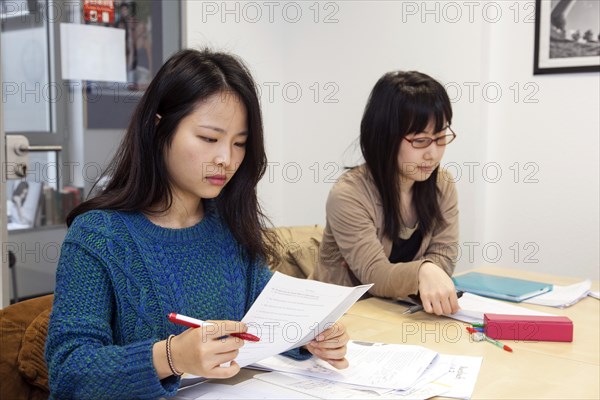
[1,0,52,133]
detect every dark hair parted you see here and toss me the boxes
[68,48,277,263]
[360,71,452,239]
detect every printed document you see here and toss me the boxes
[251,341,438,390]
[235,272,372,367]
[253,353,483,399]
[429,354,483,399]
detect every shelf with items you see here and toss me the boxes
[6,153,84,232]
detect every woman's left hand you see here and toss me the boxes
[305,322,350,369]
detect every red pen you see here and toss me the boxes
[167,313,260,342]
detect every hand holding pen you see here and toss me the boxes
[158,314,255,379]
[168,313,260,341]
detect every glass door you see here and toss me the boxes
[1,0,69,303]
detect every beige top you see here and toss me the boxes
[315,164,459,299]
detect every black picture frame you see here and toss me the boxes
[534,0,600,75]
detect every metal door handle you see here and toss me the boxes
[17,144,63,154]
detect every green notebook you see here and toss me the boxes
[452,272,553,302]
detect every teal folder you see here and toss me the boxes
[452,272,553,302]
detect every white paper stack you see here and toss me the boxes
[522,280,596,308]
[173,341,483,400]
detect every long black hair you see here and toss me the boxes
[360,71,452,239]
[68,48,277,263]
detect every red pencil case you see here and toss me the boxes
[484,313,573,342]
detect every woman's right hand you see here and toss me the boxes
[417,262,460,316]
[154,320,247,379]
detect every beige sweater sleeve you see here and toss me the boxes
[324,169,459,299]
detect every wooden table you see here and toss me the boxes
[175,267,599,399]
[340,266,599,399]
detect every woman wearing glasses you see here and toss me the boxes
[315,71,460,316]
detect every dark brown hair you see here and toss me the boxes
[68,49,277,263]
[360,71,452,239]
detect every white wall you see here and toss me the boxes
[185,1,287,221]
[186,1,599,279]
[484,2,600,279]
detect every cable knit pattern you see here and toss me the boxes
[45,203,309,400]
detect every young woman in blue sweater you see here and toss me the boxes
[45,49,349,399]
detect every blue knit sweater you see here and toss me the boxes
[46,205,308,399]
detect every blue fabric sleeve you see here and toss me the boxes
[46,241,178,399]
[282,346,313,361]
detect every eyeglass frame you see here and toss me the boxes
[402,126,457,149]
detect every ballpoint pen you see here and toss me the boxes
[402,291,464,314]
[466,327,513,352]
[168,313,260,342]
[483,334,513,352]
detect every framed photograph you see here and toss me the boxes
[534,0,600,74]
[5,180,43,230]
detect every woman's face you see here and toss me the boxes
[164,91,248,204]
[397,119,447,184]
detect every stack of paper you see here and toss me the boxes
[446,283,598,324]
[252,341,438,390]
[448,292,556,324]
[174,341,483,400]
[522,279,597,307]
[172,274,487,399]
[250,341,483,399]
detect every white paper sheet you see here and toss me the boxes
[235,273,371,367]
[255,372,393,399]
[405,353,454,391]
[522,280,592,307]
[174,348,483,400]
[447,293,555,324]
[173,379,317,399]
[60,23,126,82]
[251,341,438,390]
[253,353,483,400]
[427,355,483,399]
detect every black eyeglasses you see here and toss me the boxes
[403,126,457,149]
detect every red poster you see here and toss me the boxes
[83,0,115,24]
